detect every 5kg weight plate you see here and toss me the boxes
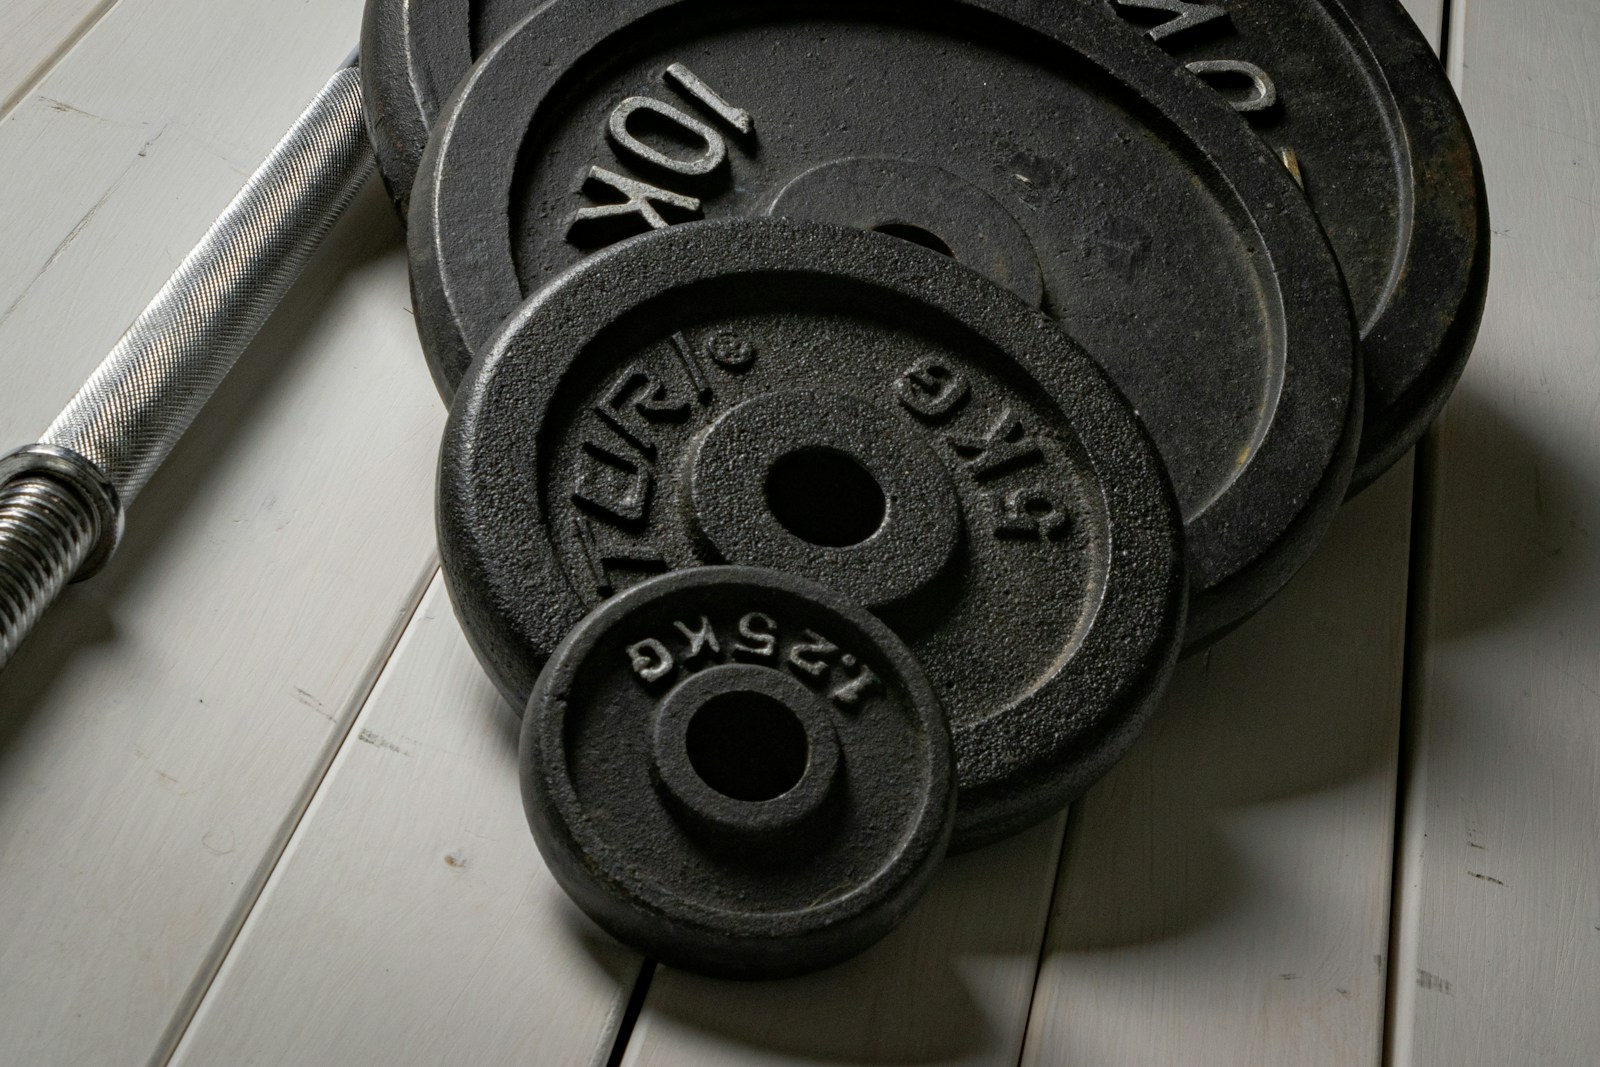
[522,566,954,978]
[412,0,1359,646]
[439,219,1187,849]
[1100,0,1489,490]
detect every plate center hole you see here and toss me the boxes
[686,692,810,802]
[873,222,955,258]
[765,447,887,548]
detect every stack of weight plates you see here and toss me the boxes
[362,0,1488,978]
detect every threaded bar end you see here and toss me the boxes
[0,476,98,669]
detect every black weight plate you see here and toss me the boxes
[360,0,534,216]
[372,0,1483,493]
[1099,0,1489,490]
[439,219,1187,849]
[412,0,1359,646]
[522,565,955,978]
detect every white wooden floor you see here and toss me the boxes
[0,0,1593,1063]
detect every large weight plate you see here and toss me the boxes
[369,0,1484,492]
[360,0,533,216]
[1100,0,1489,489]
[439,219,1187,849]
[522,566,954,978]
[411,0,1360,646]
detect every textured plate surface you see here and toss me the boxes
[522,565,954,978]
[412,0,1360,644]
[360,0,535,216]
[1101,0,1488,489]
[440,219,1187,848]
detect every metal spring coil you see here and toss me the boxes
[0,477,96,667]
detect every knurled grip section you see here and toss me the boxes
[42,66,375,503]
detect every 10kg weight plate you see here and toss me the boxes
[522,566,955,978]
[411,0,1360,646]
[373,0,1482,490]
[439,219,1187,849]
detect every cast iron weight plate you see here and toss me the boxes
[522,565,955,978]
[369,0,1487,491]
[360,0,535,217]
[439,219,1187,849]
[1099,0,1489,491]
[412,0,1359,647]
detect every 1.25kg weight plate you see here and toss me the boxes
[412,0,1360,646]
[439,219,1187,849]
[522,566,954,978]
[1099,0,1489,489]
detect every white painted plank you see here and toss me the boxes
[0,0,443,1063]
[1389,0,1600,1062]
[179,561,1066,1066]
[170,576,640,1067]
[0,0,117,117]
[1020,460,1414,1066]
[0,0,361,446]
[1401,0,1445,51]
[624,813,1066,1067]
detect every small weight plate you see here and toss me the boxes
[413,0,1358,645]
[360,0,532,216]
[522,565,954,978]
[1100,0,1489,490]
[441,219,1186,849]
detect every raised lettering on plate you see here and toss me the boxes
[1186,58,1278,113]
[608,96,729,177]
[627,638,676,684]
[994,485,1072,541]
[598,368,691,458]
[673,616,722,662]
[573,515,667,598]
[829,664,880,707]
[664,63,755,136]
[732,613,779,658]
[948,406,1045,481]
[896,358,971,422]
[1111,0,1229,42]
[567,166,701,241]
[573,434,653,526]
[788,630,839,678]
